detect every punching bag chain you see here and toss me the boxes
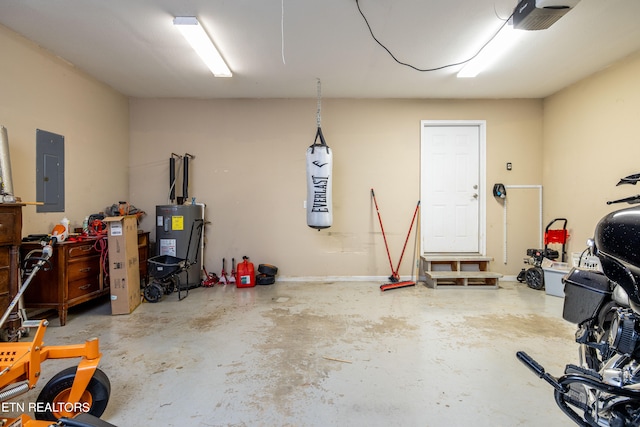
[316,78,322,128]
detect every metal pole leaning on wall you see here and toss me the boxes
[0,126,15,197]
[502,185,543,264]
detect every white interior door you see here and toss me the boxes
[421,121,486,254]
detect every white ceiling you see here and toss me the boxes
[1,0,639,99]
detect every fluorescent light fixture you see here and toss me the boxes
[457,22,524,78]
[173,16,232,77]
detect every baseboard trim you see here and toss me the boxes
[275,276,417,282]
[275,275,519,283]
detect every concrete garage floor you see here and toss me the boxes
[11,280,576,426]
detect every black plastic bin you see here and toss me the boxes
[148,255,184,280]
[562,268,612,324]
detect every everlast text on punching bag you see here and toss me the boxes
[306,126,332,230]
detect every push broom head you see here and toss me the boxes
[380,281,415,292]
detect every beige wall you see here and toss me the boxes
[19,15,635,280]
[543,51,640,260]
[0,24,129,234]
[130,98,543,278]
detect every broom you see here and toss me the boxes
[380,200,420,292]
[371,189,420,291]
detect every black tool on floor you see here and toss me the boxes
[59,413,119,427]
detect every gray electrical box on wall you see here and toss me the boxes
[36,129,65,213]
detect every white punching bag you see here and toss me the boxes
[306,126,332,230]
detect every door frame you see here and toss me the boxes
[420,120,487,255]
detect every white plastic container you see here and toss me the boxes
[51,217,70,242]
[543,263,571,297]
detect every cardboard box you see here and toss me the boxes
[104,215,141,315]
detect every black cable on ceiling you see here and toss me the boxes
[355,0,516,72]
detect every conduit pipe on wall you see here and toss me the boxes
[503,185,543,264]
[169,153,182,204]
[182,153,195,203]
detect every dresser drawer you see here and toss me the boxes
[67,257,101,282]
[0,246,9,266]
[0,266,9,295]
[0,247,9,295]
[0,210,21,246]
[68,243,99,258]
[0,294,9,317]
[68,276,100,300]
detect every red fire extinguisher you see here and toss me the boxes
[235,256,256,288]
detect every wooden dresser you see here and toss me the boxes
[21,238,109,326]
[0,204,23,341]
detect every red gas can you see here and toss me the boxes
[235,256,256,288]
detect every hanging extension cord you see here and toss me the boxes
[355,0,515,72]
